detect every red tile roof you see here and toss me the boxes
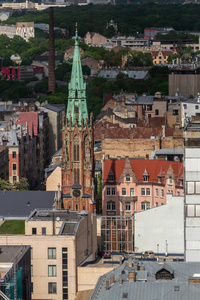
[103,159,183,184]
[16,112,38,139]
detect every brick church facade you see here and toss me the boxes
[61,26,96,214]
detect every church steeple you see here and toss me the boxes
[67,24,88,125]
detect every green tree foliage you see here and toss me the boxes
[126,51,153,67]
[0,178,29,191]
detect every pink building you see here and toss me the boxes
[102,158,184,217]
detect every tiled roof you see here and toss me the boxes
[103,159,183,183]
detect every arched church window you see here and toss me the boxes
[74,135,80,162]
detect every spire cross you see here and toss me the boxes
[73,23,81,46]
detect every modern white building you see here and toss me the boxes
[185,147,200,262]
[135,194,184,254]
[181,97,200,127]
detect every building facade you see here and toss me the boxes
[61,27,96,213]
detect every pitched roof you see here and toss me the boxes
[0,191,55,217]
[103,159,183,183]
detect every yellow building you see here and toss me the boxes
[151,49,175,65]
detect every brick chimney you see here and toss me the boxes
[48,7,55,94]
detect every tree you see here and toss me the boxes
[14,178,29,190]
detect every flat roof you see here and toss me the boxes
[0,245,29,263]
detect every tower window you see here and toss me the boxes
[74,168,80,184]
[75,89,78,98]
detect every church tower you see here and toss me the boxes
[61,25,96,214]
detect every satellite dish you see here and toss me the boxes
[56,217,60,222]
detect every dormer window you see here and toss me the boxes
[125,174,130,182]
[158,177,161,183]
[143,175,149,182]
[180,179,183,186]
[108,175,114,182]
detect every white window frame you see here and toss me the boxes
[106,187,111,196]
[125,174,131,182]
[122,188,126,196]
[125,202,131,212]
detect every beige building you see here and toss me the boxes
[84,32,106,46]
[0,22,34,42]
[0,209,97,300]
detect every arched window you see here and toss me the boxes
[130,188,135,196]
[73,135,80,162]
[107,201,116,211]
[76,204,78,211]
[122,188,126,196]
[125,174,130,182]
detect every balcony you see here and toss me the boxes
[119,196,137,203]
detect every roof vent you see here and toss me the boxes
[122,293,128,298]
[174,286,180,291]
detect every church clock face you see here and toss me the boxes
[73,189,81,198]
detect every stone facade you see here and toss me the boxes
[0,22,34,42]
[84,32,106,46]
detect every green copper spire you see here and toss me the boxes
[67,24,88,125]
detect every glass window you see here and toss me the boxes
[195,105,199,109]
[111,188,116,196]
[179,179,183,186]
[31,265,33,277]
[107,201,116,211]
[141,188,145,196]
[32,228,37,235]
[168,177,173,185]
[31,282,33,293]
[141,202,145,210]
[125,202,131,211]
[177,191,180,196]
[42,227,46,235]
[125,174,130,182]
[143,175,148,182]
[130,188,135,196]
[48,265,57,277]
[122,188,126,196]
[48,282,57,294]
[48,248,56,259]
[13,176,17,183]
[13,163,16,170]
[31,248,33,259]
[106,187,111,196]
[155,202,158,207]
[161,189,164,198]
[196,182,200,194]
[146,202,150,210]
[187,182,194,194]
[187,205,195,217]
[183,104,187,109]
[12,151,16,158]
[108,175,114,182]
[158,177,161,183]
[146,188,150,196]
[155,188,158,197]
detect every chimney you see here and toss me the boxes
[48,7,55,94]
[128,271,135,282]
[110,273,115,284]
[106,280,109,290]
[162,125,165,138]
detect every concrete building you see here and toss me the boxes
[185,147,200,262]
[181,97,200,127]
[0,209,97,300]
[44,104,65,158]
[107,36,150,49]
[135,194,184,253]
[0,245,31,300]
[0,22,34,42]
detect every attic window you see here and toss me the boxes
[174,286,180,291]
[122,293,128,299]
[158,177,161,183]
[143,175,148,182]
[180,179,183,186]
[108,175,114,182]
[125,174,130,182]
[168,177,173,186]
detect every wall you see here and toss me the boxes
[169,74,200,97]
[135,194,184,253]
[185,147,200,262]
[46,166,61,191]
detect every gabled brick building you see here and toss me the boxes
[102,158,184,216]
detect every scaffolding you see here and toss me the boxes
[101,216,134,252]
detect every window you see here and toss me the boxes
[155,202,158,207]
[176,117,180,122]
[75,204,78,211]
[107,201,116,211]
[31,248,33,259]
[31,265,33,277]
[111,187,116,196]
[146,188,150,196]
[122,188,126,196]
[168,177,173,186]
[106,187,111,196]
[31,282,33,293]
[108,175,114,182]
[62,248,68,300]
[161,189,164,198]
[141,188,145,196]
[195,105,199,109]
[187,182,194,194]
[42,227,46,235]
[155,109,159,115]
[130,188,135,196]
[173,110,178,115]
[13,176,17,183]
[155,188,159,197]
[141,201,150,210]
[48,265,57,277]
[74,168,79,184]
[73,136,80,162]
[143,175,148,182]
[13,164,16,170]
[48,282,57,294]
[48,248,56,259]
[158,177,161,183]
[32,228,37,235]
[183,104,187,109]
[12,151,16,158]
[125,174,130,182]
[147,105,152,111]
[177,191,180,196]
[125,202,131,211]
[187,205,200,217]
